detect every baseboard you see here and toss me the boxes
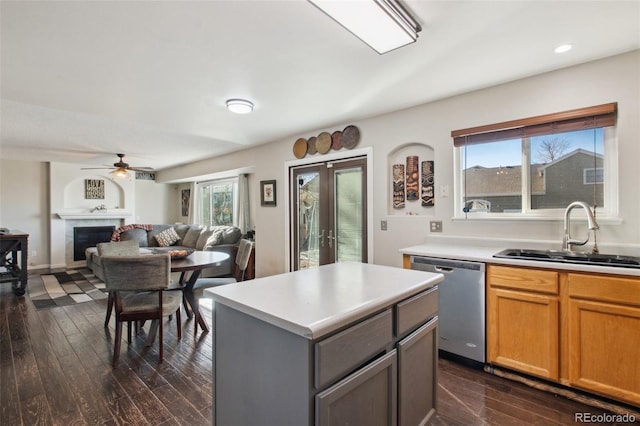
[484,364,640,418]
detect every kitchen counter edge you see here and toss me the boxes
[400,244,640,277]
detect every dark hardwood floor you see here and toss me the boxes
[1,275,635,425]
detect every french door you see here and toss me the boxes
[291,157,367,270]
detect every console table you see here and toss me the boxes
[0,230,29,296]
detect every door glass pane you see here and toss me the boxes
[335,167,363,262]
[298,172,320,269]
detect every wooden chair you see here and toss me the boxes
[101,253,182,365]
[192,239,255,334]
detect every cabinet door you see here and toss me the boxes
[316,350,397,426]
[488,287,559,380]
[569,298,640,406]
[398,316,438,426]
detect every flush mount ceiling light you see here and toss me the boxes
[308,0,421,54]
[555,44,573,54]
[226,99,254,114]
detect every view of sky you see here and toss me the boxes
[463,128,604,168]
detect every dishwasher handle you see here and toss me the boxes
[434,266,454,273]
[410,255,486,272]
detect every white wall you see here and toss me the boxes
[2,51,637,274]
[0,160,49,268]
[135,178,173,224]
[158,50,640,275]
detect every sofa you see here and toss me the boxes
[86,224,243,280]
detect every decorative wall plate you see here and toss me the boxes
[316,132,332,154]
[342,125,360,149]
[307,136,317,155]
[293,138,308,159]
[331,130,342,150]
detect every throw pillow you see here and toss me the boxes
[182,226,203,248]
[203,230,224,250]
[196,226,216,250]
[155,227,180,247]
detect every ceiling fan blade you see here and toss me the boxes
[128,167,154,172]
[80,167,115,170]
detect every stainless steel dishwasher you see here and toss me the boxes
[410,256,485,363]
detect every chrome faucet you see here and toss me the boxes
[562,201,599,252]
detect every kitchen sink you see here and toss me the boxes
[493,248,640,269]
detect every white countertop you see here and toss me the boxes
[205,261,442,340]
[400,242,640,277]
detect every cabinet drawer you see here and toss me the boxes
[568,273,640,307]
[488,264,559,295]
[315,309,393,389]
[316,350,397,426]
[395,286,438,337]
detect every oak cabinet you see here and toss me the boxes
[487,265,559,380]
[488,264,640,406]
[567,273,640,406]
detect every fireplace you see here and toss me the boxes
[73,226,115,261]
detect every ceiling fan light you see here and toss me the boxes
[110,168,130,179]
[226,99,254,114]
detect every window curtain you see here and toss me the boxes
[236,174,251,234]
[187,181,200,225]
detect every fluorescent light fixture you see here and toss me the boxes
[554,44,572,54]
[308,0,421,54]
[226,99,254,114]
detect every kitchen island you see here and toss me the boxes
[205,261,442,426]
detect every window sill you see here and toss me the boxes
[452,213,623,225]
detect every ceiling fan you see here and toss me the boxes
[81,153,154,178]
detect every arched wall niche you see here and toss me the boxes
[63,176,125,210]
[387,142,435,216]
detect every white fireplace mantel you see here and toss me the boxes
[57,209,132,220]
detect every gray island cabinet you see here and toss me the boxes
[205,262,442,426]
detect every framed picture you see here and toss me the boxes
[261,180,276,207]
[85,179,105,199]
[181,189,190,217]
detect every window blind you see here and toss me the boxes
[451,103,617,147]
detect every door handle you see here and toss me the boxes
[327,230,336,248]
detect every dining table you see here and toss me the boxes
[170,250,230,333]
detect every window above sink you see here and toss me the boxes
[451,103,619,221]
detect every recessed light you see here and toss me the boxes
[554,44,572,54]
[226,99,254,114]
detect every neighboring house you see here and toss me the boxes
[464,149,603,212]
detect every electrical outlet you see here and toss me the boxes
[430,221,442,232]
[381,220,387,231]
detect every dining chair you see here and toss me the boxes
[192,239,255,334]
[101,253,182,365]
[97,240,141,327]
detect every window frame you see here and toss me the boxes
[452,104,619,221]
[198,177,239,227]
